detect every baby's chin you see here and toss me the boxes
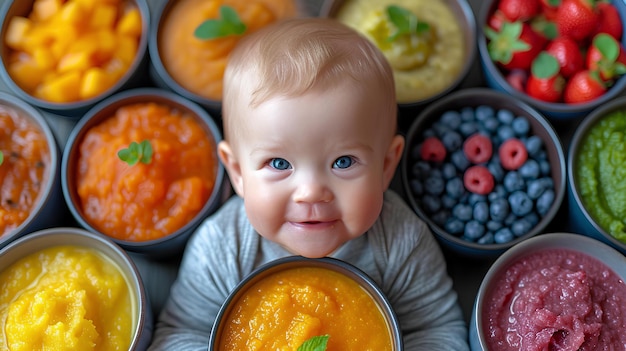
[281,242,341,259]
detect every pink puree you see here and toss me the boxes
[484,249,626,351]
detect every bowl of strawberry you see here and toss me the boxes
[401,88,566,258]
[478,0,626,120]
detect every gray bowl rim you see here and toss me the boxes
[477,0,626,116]
[401,87,567,254]
[567,96,626,252]
[471,232,626,349]
[0,226,151,350]
[0,0,151,112]
[0,91,59,245]
[209,255,403,350]
[60,87,225,249]
[319,0,478,109]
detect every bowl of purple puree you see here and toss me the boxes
[469,232,626,351]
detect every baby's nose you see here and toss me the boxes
[292,181,333,204]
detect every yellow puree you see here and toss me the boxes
[0,245,134,351]
[219,267,392,351]
[335,0,465,103]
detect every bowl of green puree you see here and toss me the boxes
[568,97,626,255]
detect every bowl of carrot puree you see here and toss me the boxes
[0,92,63,249]
[149,0,303,116]
[0,227,152,350]
[210,256,403,350]
[0,0,150,118]
[62,88,225,257]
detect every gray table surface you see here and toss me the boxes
[0,0,508,329]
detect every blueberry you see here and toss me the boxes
[464,220,485,240]
[432,121,451,136]
[539,159,551,176]
[442,195,457,209]
[490,197,510,222]
[411,161,430,179]
[477,232,495,245]
[459,121,479,137]
[504,213,517,226]
[512,218,533,237]
[508,190,534,216]
[486,220,503,232]
[503,171,525,193]
[481,116,499,134]
[421,194,441,214]
[451,150,471,171]
[473,201,489,223]
[468,193,487,206]
[487,158,505,182]
[428,168,443,180]
[519,159,540,179]
[446,177,465,199]
[497,125,515,142]
[488,184,507,201]
[441,130,463,152]
[441,162,457,179]
[422,128,437,139]
[524,212,540,227]
[537,189,555,216]
[475,105,495,121]
[512,116,530,137]
[494,228,514,243]
[440,110,462,130]
[410,179,424,196]
[461,106,476,122]
[444,217,464,235]
[527,178,549,199]
[425,176,445,196]
[524,135,543,157]
[497,109,514,125]
[452,203,473,221]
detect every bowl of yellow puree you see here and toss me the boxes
[209,256,402,350]
[0,227,152,350]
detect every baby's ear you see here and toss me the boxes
[383,135,405,190]
[218,141,244,197]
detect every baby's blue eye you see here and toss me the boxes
[269,158,291,170]
[333,156,354,169]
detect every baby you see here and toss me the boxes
[149,17,468,350]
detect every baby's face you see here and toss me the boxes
[222,84,403,258]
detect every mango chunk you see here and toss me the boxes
[90,4,117,29]
[34,71,82,103]
[5,17,32,50]
[8,59,46,92]
[80,67,111,99]
[116,8,142,37]
[31,0,63,22]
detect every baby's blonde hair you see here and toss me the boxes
[222,17,396,139]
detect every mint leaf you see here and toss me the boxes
[386,5,430,42]
[0,151,3,166]
[298,335,329,351]
[118,140,153,166]
[194,5,246,40]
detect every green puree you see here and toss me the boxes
[576,110,626,242]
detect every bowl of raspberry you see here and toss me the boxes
[478,0,626,120]
[401,88,566,258]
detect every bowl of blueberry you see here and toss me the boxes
[401,88,566,259]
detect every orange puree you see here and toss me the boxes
[0,245,134,351]
[219,267,393,351]
[0,105,50,237]
[159,0,297,100]
[76,102,218,241]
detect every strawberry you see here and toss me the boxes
[540,0,561,20]
[488,10,509,31]
[545,36,584,77]
[555,0,599,41]
[498,0,541,22]
[506,69,528,91]
[592,2,623,40]
[563,69,607,103]
[585,33,626,81]
[526,52,566,102]
[485,21,546,71]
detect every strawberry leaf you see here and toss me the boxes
[594,33,619,62]
[485,22,530,65]
[194,5,246,40]
[0,151,3,166]
[298,335,329,351]
[531,52,560,78]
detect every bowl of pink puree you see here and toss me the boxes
[469,233,626,351]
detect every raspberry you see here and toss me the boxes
[463,133,493,164]
[420,137,446,162]
[499,138,528,170]
[463,165,495,195]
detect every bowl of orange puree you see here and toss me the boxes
[210,256,403,350]
[0,227,152,350]
[149,0,310,117]
[61,88,226,258]
[0,92,65,250]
